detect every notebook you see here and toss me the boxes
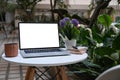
[18,23,70,58]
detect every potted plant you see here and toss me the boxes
[59,17,80,49]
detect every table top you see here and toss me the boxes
[2,52,88,67]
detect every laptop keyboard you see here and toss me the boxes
[24,48,61,53]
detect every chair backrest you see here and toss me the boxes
[95,65,120,80]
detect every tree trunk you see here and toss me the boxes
[88,0,111,28]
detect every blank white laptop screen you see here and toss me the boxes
[19,23,60,49]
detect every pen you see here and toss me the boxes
[72,46,78,49]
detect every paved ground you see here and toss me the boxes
[0,36,27,80]
[0,59,27,80]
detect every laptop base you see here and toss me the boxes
[20,50,70,58]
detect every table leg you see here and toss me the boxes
[60,66,69,80]
[53,66,68,80]
[25,66,35,80]
[25,66,68,80]
[53,67,61,80]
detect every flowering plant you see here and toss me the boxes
[59,17,80,40]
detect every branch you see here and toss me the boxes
[88,0,111,28]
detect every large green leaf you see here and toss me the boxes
[80,69,100,76]
[98,14,112,28]
[82,60,101,68]
[95,47,116,56]
[112,33,120,50]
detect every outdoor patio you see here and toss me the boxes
[1,0,120,80]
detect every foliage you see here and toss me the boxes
[16,0,42,22]
[59,17,80,40]
[0,0,8,13]
[0,0,17,22]
[16,0,41,11]
[57,0,69,9]
[115,16,120,23]
[66,0,120,79]
[6,3,17,12]
[68,14,120,80]
[97,14,112,27]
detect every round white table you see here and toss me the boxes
[2,52,88,66]
[2,52,88,80]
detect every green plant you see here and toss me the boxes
[16,0,42,22]
[59,17,80,40]
[67,14,120,80]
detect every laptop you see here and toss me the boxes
[19,23,70,58]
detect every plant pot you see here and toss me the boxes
[64,39,76,49]
[4,43,18,57]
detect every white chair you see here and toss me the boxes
[95,65,120,80]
